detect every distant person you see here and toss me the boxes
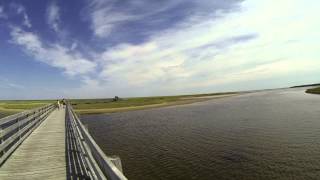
[62,99,66,108]
[57,100,60,109]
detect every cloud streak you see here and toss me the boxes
[86,0,241,38]
[0,6,8,19]
[11,3,32,28]
[10,27,96,76]
[0,77,25,90]
[46,2,60,32]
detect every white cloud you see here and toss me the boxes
[22,13,31,28]
[87,0,185,37]
[46,2,60,32]
[70,42,78,51]
[10,27,96,76]
[6,0,320,98]
[80,0,320,97]
[91,10,135,37]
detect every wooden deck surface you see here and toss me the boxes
[0,108,66,180]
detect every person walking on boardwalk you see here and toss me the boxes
[57,100,60,109]
[62,98,66,109]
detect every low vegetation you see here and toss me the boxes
[0,100,53,118]
[291,83,320,88]
[71,92,237,114]
[306,87,320,94]
[0,92,238,117]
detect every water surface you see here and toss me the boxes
[82,88,320,180]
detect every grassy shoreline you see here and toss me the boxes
[74,94,236,114]
[2,86,319,117]
[0,100,53,118]
[306,87,320,94]
[0,93,238,117]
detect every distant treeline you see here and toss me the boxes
[306,87,320,95]
[291,83,320,88]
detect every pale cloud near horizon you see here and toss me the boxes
[0,77,25,90]
[4,0,320,98]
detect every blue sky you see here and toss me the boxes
[0,0,319,99]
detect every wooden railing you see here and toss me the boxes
[0,104,56,165]
[66,103,128,180]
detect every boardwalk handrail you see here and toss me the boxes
[66,102,128,180]
[0,103,56,165]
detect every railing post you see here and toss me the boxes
[0,127,3,154]
[0,128,6,155]
[33,108,38,121]
[84,124,89,132]
[38,109,41,124]
[109,156,123,173]
[18,116,21,140]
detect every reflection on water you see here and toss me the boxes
[81,88,320,180]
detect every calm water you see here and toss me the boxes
[81,88,320,180]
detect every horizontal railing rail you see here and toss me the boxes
[0,104,56,165]
[66,102,128,180]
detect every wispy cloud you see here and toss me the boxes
[10,3,32,28]
[0,77,25,90]
[8,83,25,89]
[10,27,96,76]
[21,10,31,28]
[46,1,60,32]
[0,6,8,19]
[90,9,136,38]
[86,0,237,38]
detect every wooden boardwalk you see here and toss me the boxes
[0,108,66,180]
